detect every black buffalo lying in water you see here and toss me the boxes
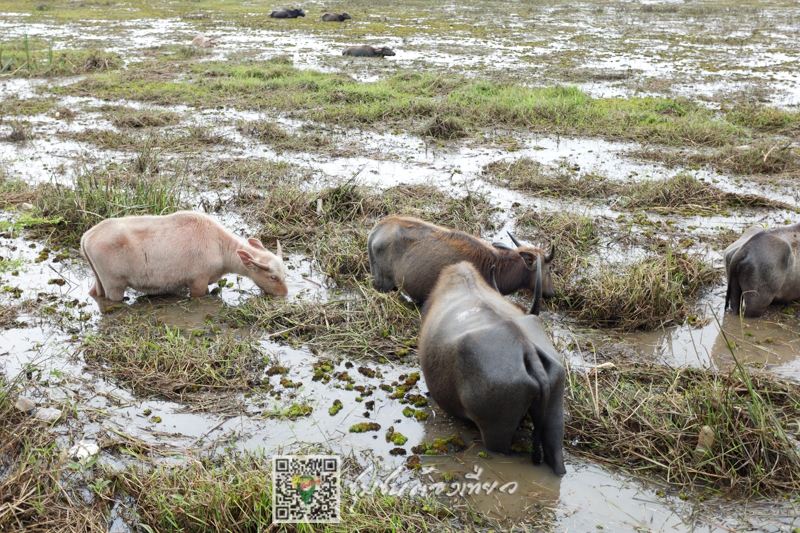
[322,12,351,21]
[419,260,566,476]
[342,45,395,57]
[725,222,800,318]
[270,8,305,18]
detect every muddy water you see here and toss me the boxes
[624,290,800,380]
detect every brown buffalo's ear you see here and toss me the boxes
[518,251,537,270]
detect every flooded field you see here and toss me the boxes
[2,0,800,531]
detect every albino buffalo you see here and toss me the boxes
[419,260,566,475]
[342,46,395,57]
[725,222,800,317]
[367,215,555,305]
[322,12,351,21]
[81,211,288,301]
[191,35,217,47]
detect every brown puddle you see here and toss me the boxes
[622,292,800,380]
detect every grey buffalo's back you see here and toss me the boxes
[418,262,566,475]
[725,222,800,317]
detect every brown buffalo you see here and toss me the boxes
[725,222,800,317]
[419,260,566,475]
[367,216,555,304]
[342,45,395,57]
[322,12,351,21]
[270,8,305,18]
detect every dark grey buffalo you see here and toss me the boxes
[342,45,395,57]
[419,260,566,475]
[367,216,555,304]
[270,8,305,18]
[725,222,800,318]
[322,12,351,21]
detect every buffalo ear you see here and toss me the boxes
[248,238,266,251]
[518,251,537,270]
[238,250,255,269]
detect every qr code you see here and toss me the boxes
[272,455,341,524]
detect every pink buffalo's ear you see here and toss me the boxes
[237,249,255,269]
[276,240,283,259]
[248,238,266,250]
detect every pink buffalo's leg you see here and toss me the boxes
[104,282,127,302]
[189,280,209,298]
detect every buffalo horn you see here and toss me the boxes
[507,231,523,248]
[545,244,555,262]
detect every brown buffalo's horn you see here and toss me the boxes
[545,244,555,262]
[489,264,500,292]
[507,231,523,248]
[528,254,542,315]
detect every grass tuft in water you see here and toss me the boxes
[224,284,420,361]
[566,354,800,495]
[81,310,269,405]
[560,247,718,330]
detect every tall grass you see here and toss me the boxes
[566,351,800,494]
[34,166,186,247]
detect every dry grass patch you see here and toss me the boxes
[483,158,613,198]
[560,249,719,330]
[0,377,107,533]
[567,356,800,495]
[620,173,793,213]
[224,285,419,360]
[254,181,497,282]
[0,169,35,207]
[81,310,269,404]
[237,119,332,153]
[110,107,181,128]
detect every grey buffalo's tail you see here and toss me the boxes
[528,254,542,315]
[524,345,551,465]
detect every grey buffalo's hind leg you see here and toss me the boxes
[529,350,567,476]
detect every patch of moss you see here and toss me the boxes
[349,422,381,433]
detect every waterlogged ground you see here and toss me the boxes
[2,0,800,531]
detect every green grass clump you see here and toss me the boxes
[350,422,381,433]
[566,356,800,495]
[81,311,269,403]
[33,166,186,248]
[0,36,119,77]
[560,249,718,330]
[224,284,420,360]
[54,61,751,147]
